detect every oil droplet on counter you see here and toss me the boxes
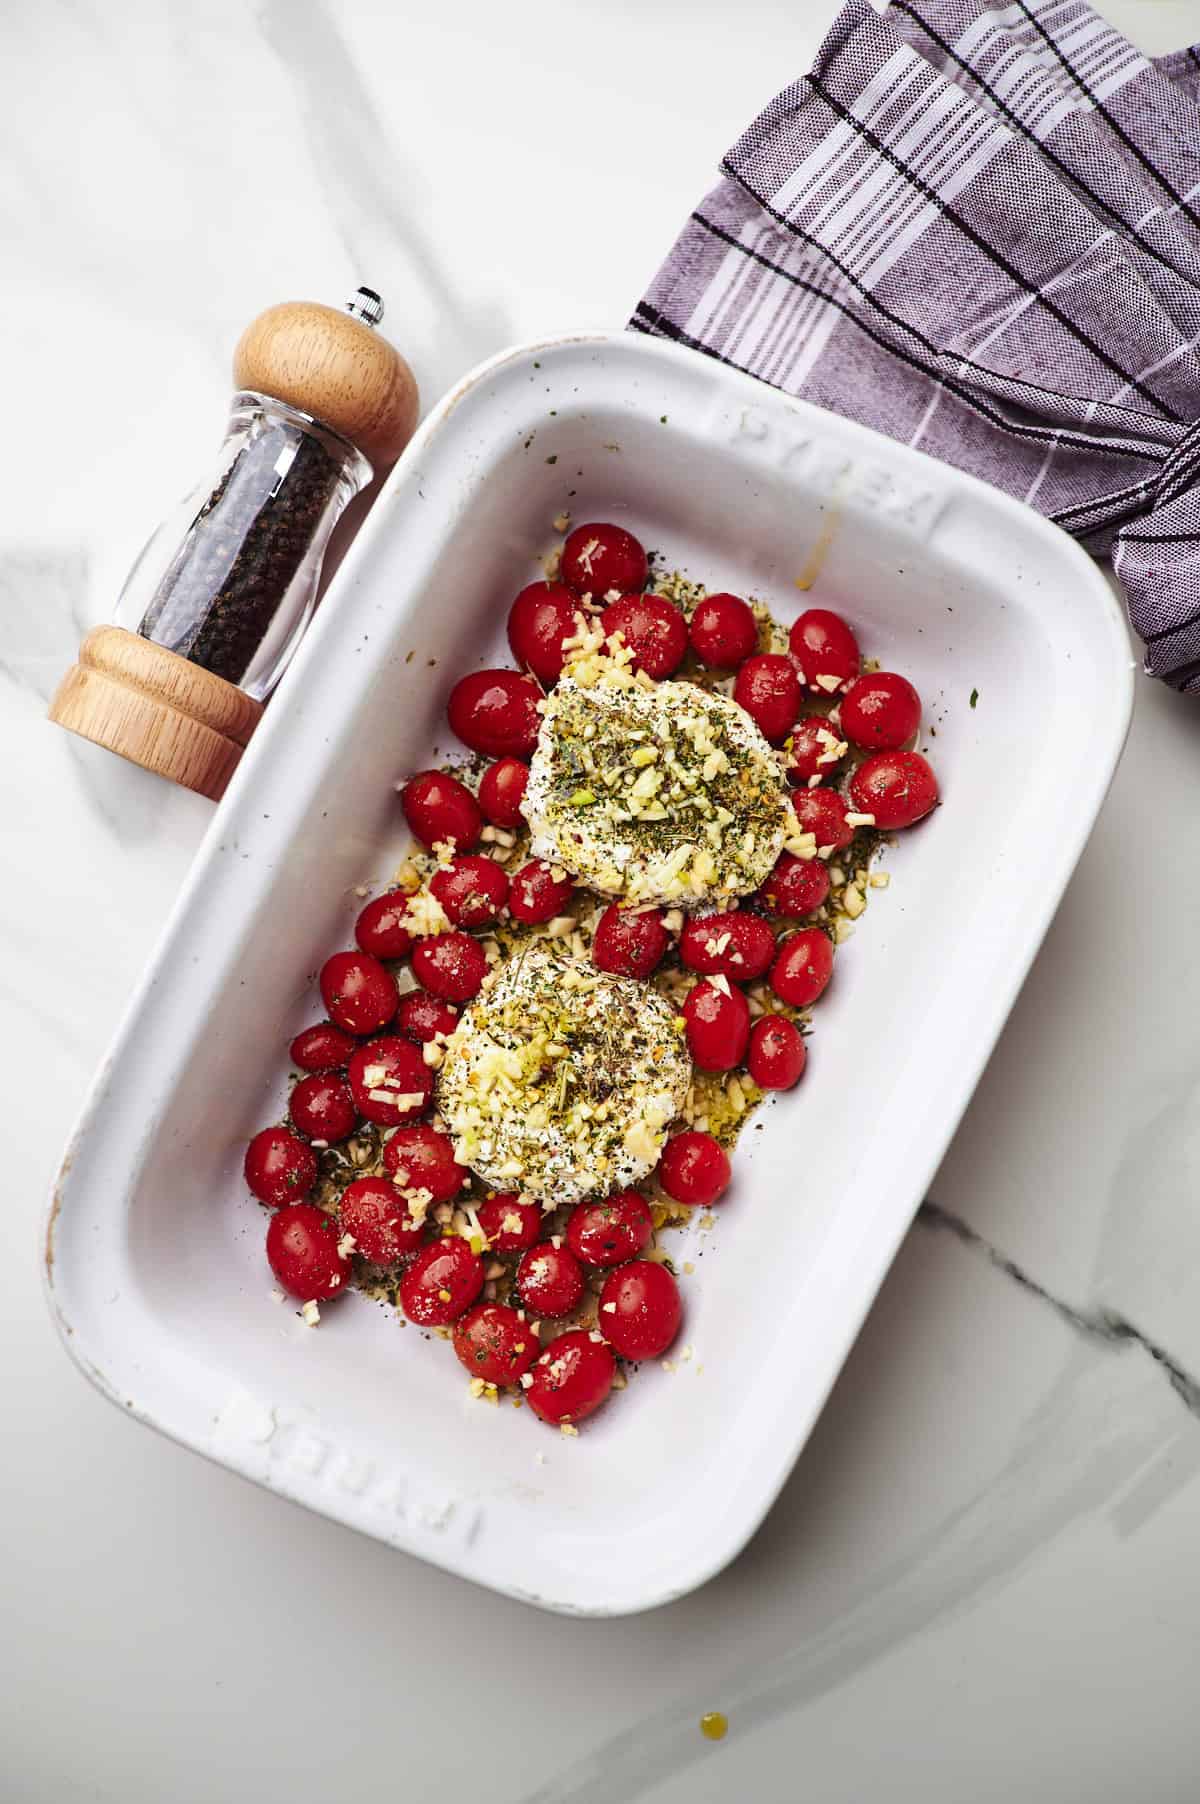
[700,1712,728,1742]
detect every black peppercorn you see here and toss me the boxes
[139,415,343,686]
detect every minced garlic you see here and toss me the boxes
[523,667,789,909]
[404,888,452,937]
[436,945,691,1205]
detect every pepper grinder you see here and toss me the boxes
[49,288,418,800]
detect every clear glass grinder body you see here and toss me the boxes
[117,392,371,702]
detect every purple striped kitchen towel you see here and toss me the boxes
[633,0,1200,690]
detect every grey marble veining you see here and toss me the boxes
[920,1203,1200,1421]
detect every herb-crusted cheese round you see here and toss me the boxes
[436,946,691,1205]
[522,671,790,907]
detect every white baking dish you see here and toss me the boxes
[45,332,1133,1615]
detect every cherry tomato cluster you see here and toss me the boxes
[243,519,940,1434]
[584,575,938,1146]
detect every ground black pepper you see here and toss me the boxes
[138,417,344,685]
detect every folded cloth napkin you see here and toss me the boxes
[633,0,1200,690]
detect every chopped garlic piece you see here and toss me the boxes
[404,889,452,937]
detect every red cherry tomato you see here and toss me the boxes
[747,1016,807,1089]
[348,1035,433,1127]
[599,1260,682,1361]
[517,1242,585,1317]
[430,854,510,928]
[319,951,398,1035]
[395,989,459,1044]
[600,594,687,679]
[354,892,413,960]
[688,591,758,668]
[561,522,647,599]
[289,1021,357,1072]
[792,786,853,852]
[339,1176,424,1264]
[401,770,482,850]
[840,672,921,750]
[566,1191,653,1267]
[787,715,847,785]
[679,910,776,981]
[507,582,581,685]
[400,1238,484,1326]
[733,653,800,744]
[683,978,751,1072]
[382,1123,467,1203]
[290,1073,358,1143]
[789,608,861,693]
[477,1193,542,1252]
[759,852,830,918]
[453,1303,540,1387]
[770,928,834,1008]
[447,669,542,758]
[849,749,939,828]
[658,1132,731,1208]
[478,757,529,828]
[266,1203,352,1302]
[527,1329,615,1426]
[244,1127,318,1208]
[592,904,669,979]
[411,931,489,1002]
[508,860,574,925]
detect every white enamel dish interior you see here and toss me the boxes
[46,332,1133,1615]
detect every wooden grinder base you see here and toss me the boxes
[48,627,263,802]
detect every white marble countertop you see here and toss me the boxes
[8,1,1200,1798]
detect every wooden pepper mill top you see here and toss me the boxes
[49,287,419,801]
[233,289,419,470]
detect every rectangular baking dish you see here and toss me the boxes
[45,332,1133,1615]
